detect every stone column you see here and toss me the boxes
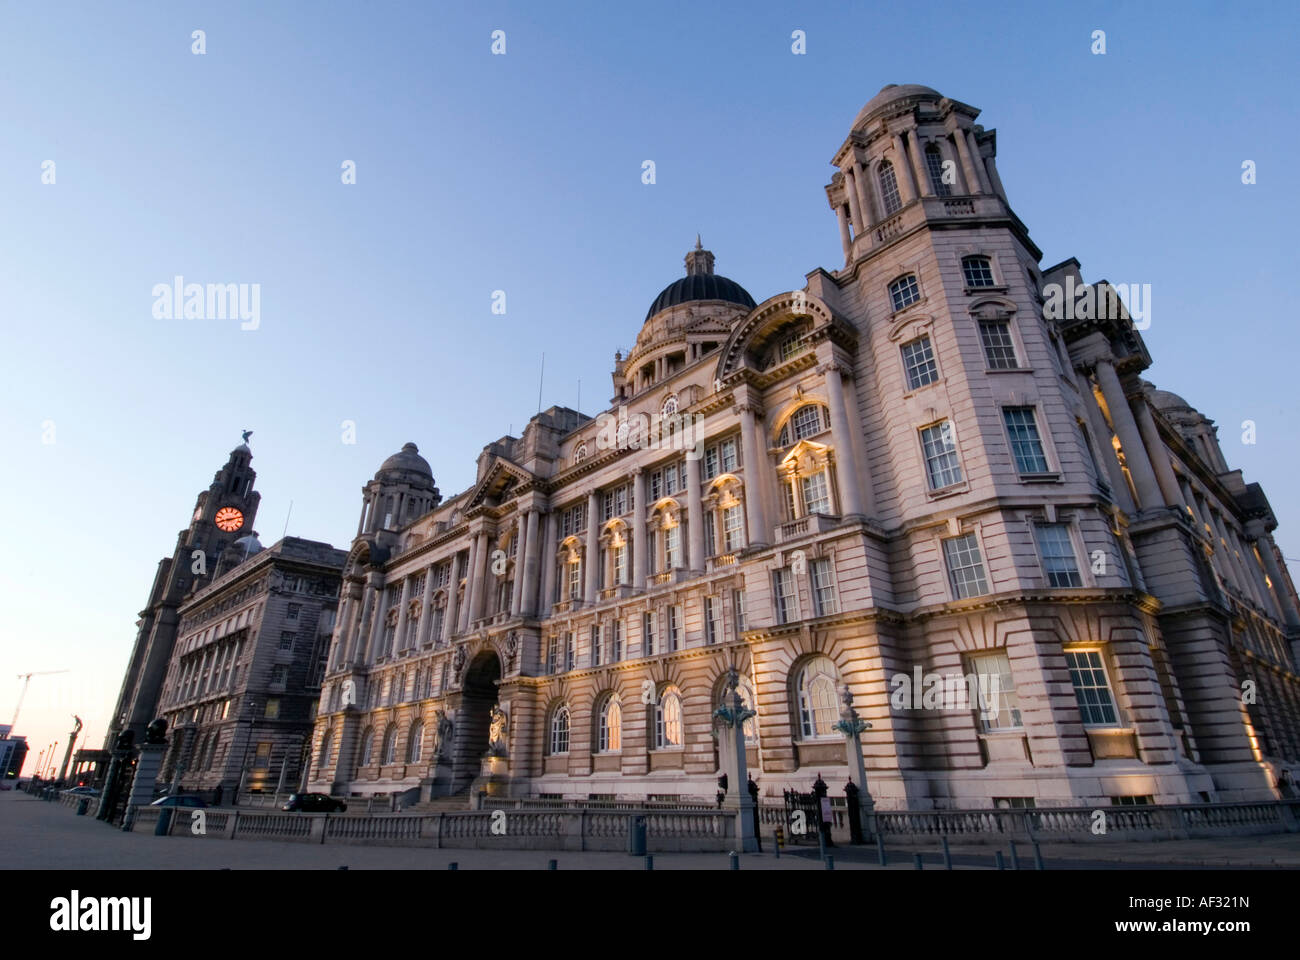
[844,168,863,234]
[821,362,864,518]
[470,529,490,623]
[835,206,851,259]
[949,123,981,195]
[909,133,932,198]
[446,551,464,639]
[511,512,530,616]
[965,130,993,194]
[585,491,601,602]
[417,563,436,645]
[1252,530,1300,629]
[852,161,874,227]
[984,154,1009,203]
[460,537,479,633]
[1134,401,1185,508]
[891,133,917,203]
[356,500,368,537]
[739,404,770,548]
[1229,523,1274,614]
[1094,360,1163,511]
[632,469,647,590]
[394,575,413,654]
[539,512,558,613]
[687,455,705,572]
[520,508,541,617]
[1079,373,1138,515]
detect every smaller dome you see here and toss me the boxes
[852,83,942,129]
[377,442,432,479]
[232,533,263,556]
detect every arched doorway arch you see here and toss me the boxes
[453,650,501,788]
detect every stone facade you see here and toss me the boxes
[156,536,347,797]
[301,83,1300,810]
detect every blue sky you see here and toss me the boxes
[2,0,1298,769]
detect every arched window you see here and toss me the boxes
[661,394,679,417]
[598,694,622,752]
[888,273,921,312]
[925,144,951,197]
[358,728,375,766]
[549,704,570,755]
[797,657,840,739]
[318,728,333,768]
[381,723,397,765]
[406,720,424,763]
[961,255,995,288]
[777,404,830,447]
[878,160,902,215]
[655,686,683,748]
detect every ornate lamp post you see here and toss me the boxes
[712,667,758,853]
[833,684,874,841]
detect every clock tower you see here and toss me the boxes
[104,438,263,749]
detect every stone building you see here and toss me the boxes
[155,535,347,798]
[104,443,263,753]
[307,83,1300,810]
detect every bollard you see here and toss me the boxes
[817,823,826,861]
[76,798,89,816]
[941,836,952,870]
[825,856,834,871]
[876,834,888,866]
[548,859,557,871]
[994,851,1005,870]
[645,855,653,871]
[774,841,780,860]
[1033,841,1045,871]
[154,808,173,837]
[729,852,739,871]
[1009,840,1020,871]
[448,862,458,870]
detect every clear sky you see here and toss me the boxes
[2,1,1298,773]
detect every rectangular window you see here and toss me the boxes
[568,559,581,600]
[253,742,271,770]
[649,471,662,501]
[614,486,627,516]
[962,256,996,288]
[1035,523,1083,587]
[979,320,1019,369]
[967,651,1022,731]
[270,664,287,686]
[732,590,746,633]
[565,632,575,671]
[602,490,615,522]
[720,438,738,473]
[643,612,656,656]
[925,147,951,197]
[612,620,623,661]
[901,335,939,390]
[801,471,832,515]
[665,524,681,569]
[591,625,602,666]
[920,421,963,489]
[613,543,628,584]
[286,602,301,621]
[264,698,280,719]
[704,511,716,556]
[943,533,990,599]
[1064,649,1119,725]
[547,635,558,675]
[810,559,837,616]
[705,597,723,645]
[668,605,682,650]
[1004,407,1050,474]
[723,505,745,551]
[279,632,296,651]
[774,568,797,624]
[705,445,719,479]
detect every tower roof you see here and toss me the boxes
[852,83,943,129]
[644,239,755,321]
[376,442,432,480]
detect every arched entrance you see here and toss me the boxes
[453,651,501,788]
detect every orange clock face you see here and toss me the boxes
[214,507,244,532]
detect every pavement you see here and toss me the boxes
[4,790,1299,869]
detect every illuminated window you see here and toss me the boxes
[598,695,622,752]
[1064,650,1119,726]
[797,657,839,739]
[655,687,683,748]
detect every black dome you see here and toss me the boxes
[645,273,756,321]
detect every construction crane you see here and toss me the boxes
[9,670,70,732]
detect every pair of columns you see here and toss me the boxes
[1092,359,1181,514]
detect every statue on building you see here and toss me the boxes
[433,709,453,760]
[487,702,509,757]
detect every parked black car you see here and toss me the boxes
[282,792,347,813]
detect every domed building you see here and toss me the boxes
[304,82,1300,818]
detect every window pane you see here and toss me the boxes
[967,651,1022,731]
[811,559,837,616]
[979,320,1019,369]
[925,146,951,197]
[1064,650,1118,725]
[901,335,938,389]
[962,256,995,287]
[943,533,989,599]
[920,421,963,489]
[801,471,832,515]
[889,274,920,311]
[1004,407,1049,474]
[1036,523,1082,587]
[879,161,902,215]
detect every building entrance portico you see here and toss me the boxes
[453,651,501,794]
